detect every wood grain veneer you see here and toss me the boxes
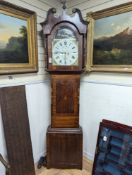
[0,86,35,175]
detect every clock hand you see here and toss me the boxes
[64,52,67,65]
[53,51,65,55]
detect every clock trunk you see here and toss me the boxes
[41,7,87,169]
[51,74,80,128]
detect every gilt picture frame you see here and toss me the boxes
[86,2,132,72]
[0,1,38,74]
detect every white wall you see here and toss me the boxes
[67,0,132,160]
[80,77,132,159]
[0,0,132,174]
[26,82,51,162]
[67,0,132,17]
[0,0,59,174]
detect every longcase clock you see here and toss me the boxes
[41,3,87,169]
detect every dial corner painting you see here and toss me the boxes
[86,2,132,72]
[0,1,38,74]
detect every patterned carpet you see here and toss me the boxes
[36,157,92,175]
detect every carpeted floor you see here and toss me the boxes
[36,157,93,175]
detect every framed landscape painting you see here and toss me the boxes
[86,2,132,72]
[0,1,38,74]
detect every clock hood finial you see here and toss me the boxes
[60,0,67,9]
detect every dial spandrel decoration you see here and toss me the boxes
[52,27,78,66]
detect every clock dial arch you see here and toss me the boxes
[47,22,84,72]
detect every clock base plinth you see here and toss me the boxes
[46,125,83,169]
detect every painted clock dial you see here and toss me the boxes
[52,27,78,66]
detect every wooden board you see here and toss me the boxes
[0,86,35,175]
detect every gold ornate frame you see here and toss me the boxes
[0,1,38,74]
[86,2,132,72]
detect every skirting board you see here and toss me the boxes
[35,151,94,163]
[34,151,47,165]
[35,151,94,166]
[83,151,94,161]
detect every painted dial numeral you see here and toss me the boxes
[52,39,78,66]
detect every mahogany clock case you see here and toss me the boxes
[92,119,132,175]
[41,7,87,169]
